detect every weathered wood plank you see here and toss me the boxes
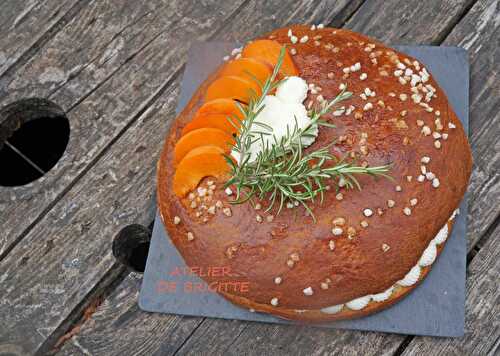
[402,225,500,355]
[177,321,404,356]
[59,0,486,355]
[442,0,500,247]
[57,273,204,355]
[0,79,181,355]
[1,0,155,102]
[0,1,362,354]
[345,0,476,44]
[0,0,87,79]
[0,0,246,258]
[0,0,250,352]
[217,0,365,42]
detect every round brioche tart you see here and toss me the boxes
[157,25,472,322]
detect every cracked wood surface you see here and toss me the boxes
[0,0,87,79]
[0,0,498,355]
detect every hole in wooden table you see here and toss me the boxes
[113,224,152,273]
[0,98,69,187]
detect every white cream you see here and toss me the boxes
[232,76,317,163]
[397,265,421,287]
[346,295,371,310]
[276,76,308,102]
[320,304,344,314]
[418,242,437,267]
[433,223,449,244]
[316,210,459,313]
[371,286,394,302]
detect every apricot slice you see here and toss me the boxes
[198,98,244,116]
[220,58,272,85]
[173,145,232,197]
[241,39,299,77]
[174,128,234,164]
[196,98,245,125]
[206,75,261,104]
[182,113,240,136]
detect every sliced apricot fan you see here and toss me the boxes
[241,39,299,77]
[173,145,232,197]
[181,112,240,136]
[220,58,272,85]
[206,75,261,104]
[174,128,234,164]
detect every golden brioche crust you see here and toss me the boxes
[157,26,472,321]
[219,219,455,322]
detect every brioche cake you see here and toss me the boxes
[157,25,472,321]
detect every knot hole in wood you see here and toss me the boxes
[0,98,69,186]
[112,224,152,272]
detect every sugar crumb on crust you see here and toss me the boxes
[217,221,454,322]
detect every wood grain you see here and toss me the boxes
[176,320,404,356]
[345,0,476,44]
[0,0,361,354]
[58,273,204,355]
[0,0,87,79]
[57,0,486,355]
[0,0,251,351]
[0,79,180,355]
[217,0,365,42]
[442,0,500,247]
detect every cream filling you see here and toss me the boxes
[319,209,459,314]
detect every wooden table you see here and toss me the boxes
[0,1,498,355]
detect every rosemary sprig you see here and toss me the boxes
[223,46,391,219]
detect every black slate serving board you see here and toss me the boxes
[139,42,469,337]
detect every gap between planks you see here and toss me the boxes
[430,0,478,45]
[43,263,129,355]
[0,0,92,83]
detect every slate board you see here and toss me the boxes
[139,42,469,337]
